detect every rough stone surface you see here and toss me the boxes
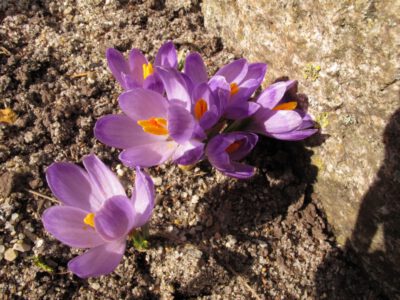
[203,0,400,295]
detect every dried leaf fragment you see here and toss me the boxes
[0,108,17,124]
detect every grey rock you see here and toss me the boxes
[203,0,400,295]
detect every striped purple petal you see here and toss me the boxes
[68,239,126,278]
[184,52,208,85]
[154,41,177,68]
[42,206,105,248]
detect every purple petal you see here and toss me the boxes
[181,72,195,94]
[121,73,141,90]
[143,73,164,94]
[184,52,208,85]
[251,109,303,134]
[224,162,256,179]
[131,167,155,227]
[191,83,219,129]
[205,134,235,171]
[227,132,258,161]
[106,48,130,90]
[208,75,230,115]
[262,110,303,133]
[157,67,191,108]
[230,63,267,102]
[173,140,205,165]
[215,59,248,84]
[119,141,177,167]
[268,128,318,141]
[119,88,169,121]
[167,104,195,144]
[245,63,267,82]
[192,82,215,105]
[95,195,135,241]
[199,107,219,130]
[191,123,207,141]
[42,206,104,248]
[82,154,126,201]
[154,41,177,68]
[206,132,258,179]
[257,80,297,109]
[68,239,125,278]
[224,101,260,120]
[94,114,162,149]
[127,48,147,85]
[298,114,315,130]
[46,162,102,211]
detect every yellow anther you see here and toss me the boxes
[142,63,154,80]
[83,213,95,228]
[194,99,208,120]
[225,139,244,154]
[137,117,168,135]
[230,82,239,96]
[273,101,297,111]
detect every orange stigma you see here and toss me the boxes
[137,117,168,135]
[225,139,244,154]
[142,63,154,80]
[273,101,297,111]
[194,99,208,120]
[230,82,239,96]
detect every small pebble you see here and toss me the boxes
[191,195,199,204]
[116,168,124,177]
[152,177,162,186]
[90,282,100,290]
[13,242,31,252]
[35,239,44,248]
[4,248,18,261]
[0,245,5,253]
[11,213,19,222]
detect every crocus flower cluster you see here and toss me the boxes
[42,41,318,278]
[95,41,317,178]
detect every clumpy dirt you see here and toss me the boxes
[0,0,386,299]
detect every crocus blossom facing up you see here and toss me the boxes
[205,132,258,179]
[246,80,318,140]
[94,88,203,167]
[106,41,177,92]
[209,59,267,120]
[42,154,154,278]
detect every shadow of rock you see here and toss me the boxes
[316,108,400,298]
[150,136,320,298]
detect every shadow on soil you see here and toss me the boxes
[152,134,320,297]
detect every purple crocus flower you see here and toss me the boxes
[246,80,318,140]
[209,59,267,120]
[184,53,267,121]
[42,154,154,278]
[106,41,177,92]
[94,87,203,167]
[205,132,258,179]
[157,65,219,134]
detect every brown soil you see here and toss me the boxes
[0,1,385,299]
